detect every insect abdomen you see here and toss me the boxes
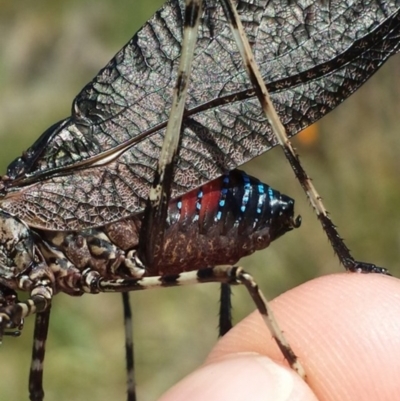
[155,170,299,274]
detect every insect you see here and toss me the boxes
[0,0,400,400]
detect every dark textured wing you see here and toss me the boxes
[1,0,399,230]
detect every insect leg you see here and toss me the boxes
[0,293,51,338]
[138,0,203,267]
[134,1,203,397]
[0,285,22,337]
[82,266,306,379]
[219,283,233,336]
[0,289,52,401]
[122,292,136,401]
[28,306,51,401]
[219,0,389,275]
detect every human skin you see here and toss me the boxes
[159,273,400,401]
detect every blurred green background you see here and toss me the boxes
[0,1,399,401]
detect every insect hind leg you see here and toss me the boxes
[138,0,203,268]
[133,1,204,398]
[219,0,389,275]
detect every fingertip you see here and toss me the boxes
[158,353,318,401]
[207,273,400,401]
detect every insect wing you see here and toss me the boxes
[1,0,400,231]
